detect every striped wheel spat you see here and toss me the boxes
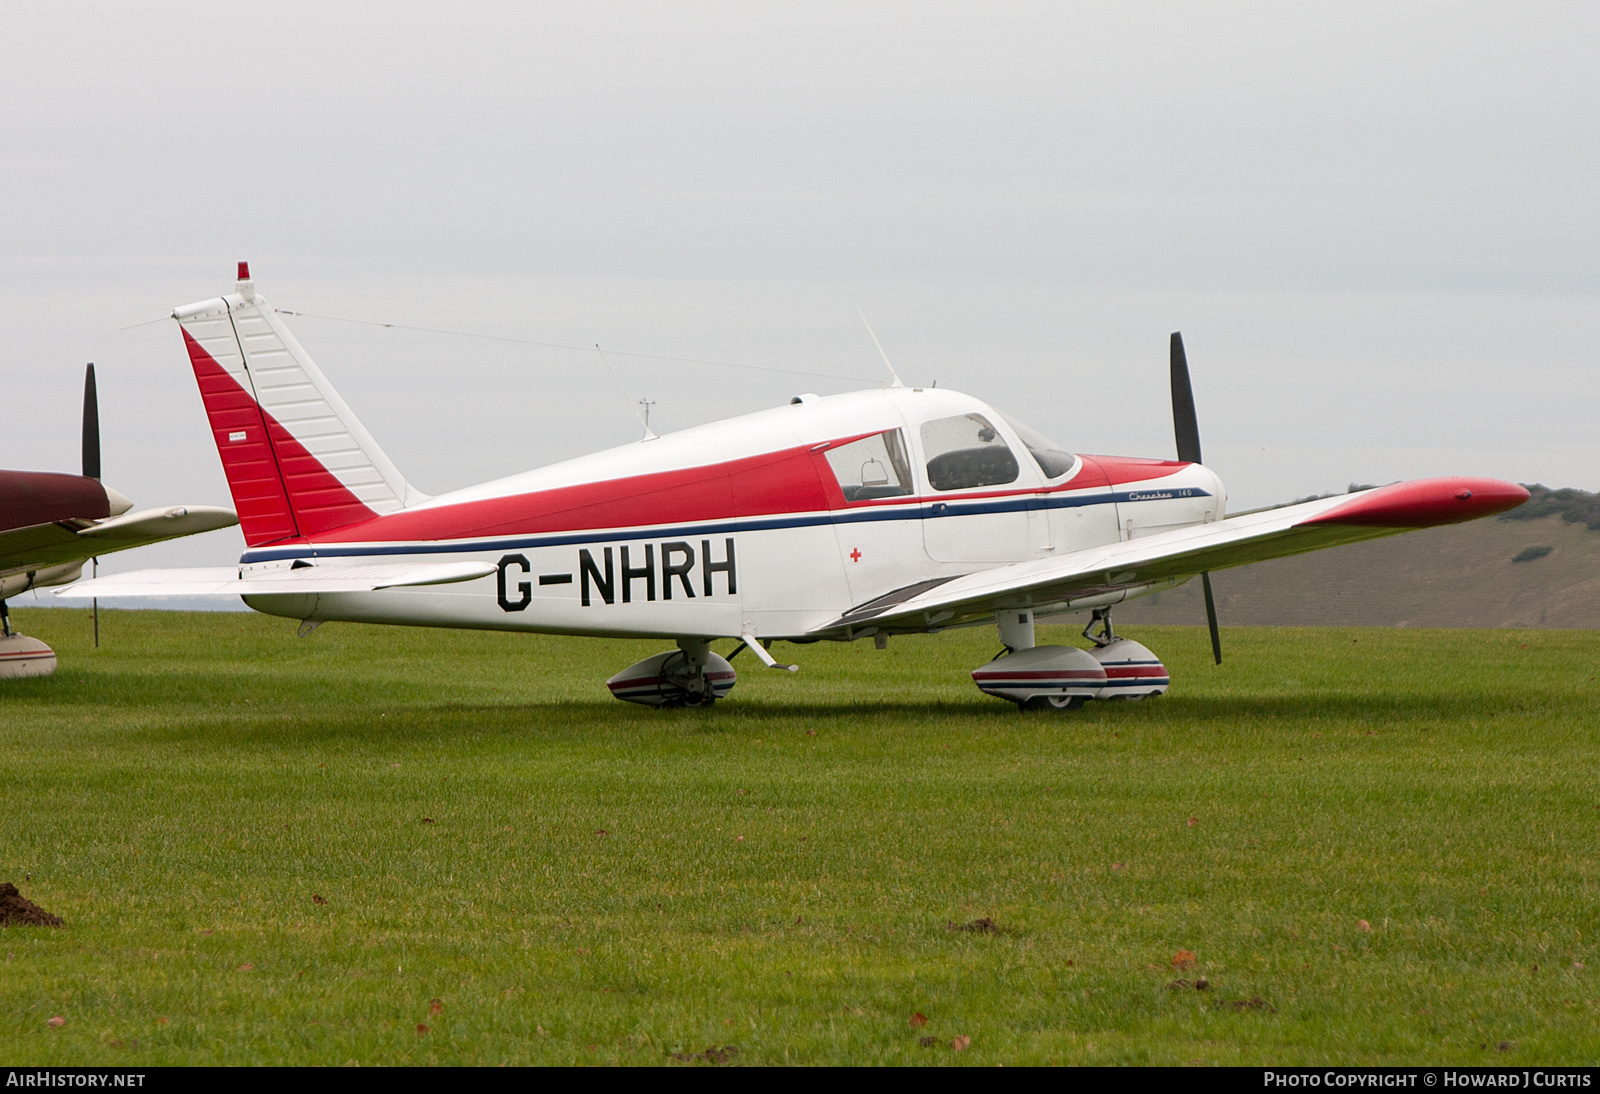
[605,649,738,705]
[1097,660,1170,691]
[970,645,1109,704]
[972,666,1106,699]
[1088,639,1170,698]
[0,636,57,679]
[607,669,736,704]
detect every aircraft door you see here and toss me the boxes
[1049,455,1122,554]
[918,413,1037,563]
[992,412,1121,557]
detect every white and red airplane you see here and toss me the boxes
[62,265,1529,708]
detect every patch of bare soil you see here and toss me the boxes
[671,1045,739,1065]
[0,883,62,927]
[946,917,1003,934]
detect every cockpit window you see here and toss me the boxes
[824,429,914,501]
[920,414,1020,491]
[999,412,1077,479]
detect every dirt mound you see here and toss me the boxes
[0,883,62,927]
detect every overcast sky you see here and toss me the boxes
[2,1,1597,581]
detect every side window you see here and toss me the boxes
[824,430,914,501]
[920,413,1019,491]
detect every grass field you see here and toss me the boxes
[1,608,1597,1066]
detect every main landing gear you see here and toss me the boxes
[970,607,1169,711]
[606,638,738,707]
[607,633,802,708]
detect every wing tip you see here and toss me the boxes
[1296,477,1529,530]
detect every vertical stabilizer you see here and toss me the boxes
[173,264,428,547]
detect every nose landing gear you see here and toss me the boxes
[1083,608,1170,700]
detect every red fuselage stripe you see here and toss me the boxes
[307,450,1191,547]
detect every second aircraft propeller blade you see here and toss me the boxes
[82,363,100,482]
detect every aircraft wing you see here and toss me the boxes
[815,477,1529,636]
[54,559,496,599]
[0,505,238,578]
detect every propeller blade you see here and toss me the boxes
[81,363,100,481]
[1171,334,1221,663]
[1170,331,1202,465]
[1201,571,1222,665]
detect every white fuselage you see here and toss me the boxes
[240,387,1224,640]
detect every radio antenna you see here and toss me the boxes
[855,303,905,388]
[596,344,656,439]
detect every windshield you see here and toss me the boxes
[998,413,1077,479]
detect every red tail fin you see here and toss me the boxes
[182,329,376,546]
[172,267,425,548]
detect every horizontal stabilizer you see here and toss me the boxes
[55,560,496,599]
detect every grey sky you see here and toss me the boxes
[2,2,1596,578]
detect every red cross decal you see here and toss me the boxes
[849,548,862,562]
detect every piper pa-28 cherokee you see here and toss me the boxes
[63,264,1529,708]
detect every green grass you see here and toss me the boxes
[1,608,1597,1065]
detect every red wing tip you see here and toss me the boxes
[1298,478,1529,529]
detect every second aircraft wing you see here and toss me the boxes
[0,505,238,578]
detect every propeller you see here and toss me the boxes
[82,362,101,648]
[1170,333,1222,665]
[82,363,100,481]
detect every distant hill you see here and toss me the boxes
[1118,486,1600,629]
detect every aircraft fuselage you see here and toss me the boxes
[238,387,1224,641]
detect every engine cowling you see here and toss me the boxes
[606,649,736,707]
[971,645,1106,709]
[1088,638,1169,700]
